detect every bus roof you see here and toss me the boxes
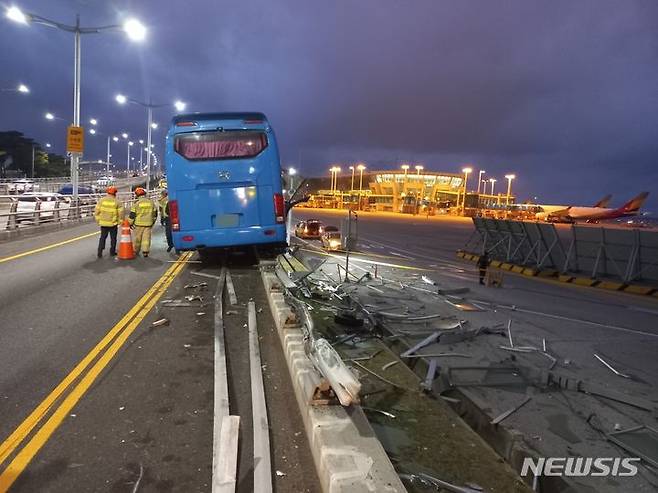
[170,112,269,129]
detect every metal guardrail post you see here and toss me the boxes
[7,199,17,230]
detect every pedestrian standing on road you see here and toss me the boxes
[129,187,158,258]
[477,251,491,285]
[94,186,123,258]
[158,190,168,226]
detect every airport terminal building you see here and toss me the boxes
[310,169,513,214]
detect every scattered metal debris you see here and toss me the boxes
[196,312,206,316]
[151,318,169,327]
[352,361,409,391]
[594,353,631,379]
[405,352,471,359]
[184,295,203,302]
[131,463,144,493]
[184,282,207,289]
[362,407,396,419]
[421,275,437,285]
[490,396,532,425]
[400,331,441,358]
[400,472,488,493]
[275,470,287,477]
[607,425,658,468]
[161,300,198,307]
[507,319,514,348]
[381,360,399,371]
[421,358,439,390]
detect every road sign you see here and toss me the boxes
[66,126,84,153]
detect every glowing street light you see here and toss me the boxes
[121,132,128,139]
[461,167,473,211]
[45,143,51,148]
[5,4,146,202]
[477,170,486,194]
[357,163,366,193]
[489,178,497,196]
[89,128,96,135]
[112,136,119,142]
[45,112,54,120]
[89,118,97,125]
[505,174,516,204]
[415,164,424,176]
[116,94,185,190]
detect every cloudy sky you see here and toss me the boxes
[1,0,657,208]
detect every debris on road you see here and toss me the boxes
[183,282,207,289]
[381,360,399,371]
[151,318,169,327]
[362,407,396,419]
[594,353,631,379]
[275,470,287,477]
[490,396,532,425]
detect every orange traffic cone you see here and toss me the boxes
[117,219,135,260]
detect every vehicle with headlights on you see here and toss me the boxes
[320,226,342,250]
[294,219,323,239]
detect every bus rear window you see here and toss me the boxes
[174,131,267,160]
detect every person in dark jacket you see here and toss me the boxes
[477,251,491,285]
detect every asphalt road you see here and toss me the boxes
[0,219,319,492]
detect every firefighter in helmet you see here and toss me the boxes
[129,187,158,257]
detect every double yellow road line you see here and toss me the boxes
[0,251,193,491]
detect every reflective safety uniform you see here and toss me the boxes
[129,197,158,255]
[95,194,123,257]
[95,195,123,227]
[158,196,168,219]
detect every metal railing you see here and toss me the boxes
[0,190,161,234]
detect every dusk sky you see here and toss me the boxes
[1,1,657,209]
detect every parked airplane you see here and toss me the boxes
[536,192,649,223]
[534,194,612,221]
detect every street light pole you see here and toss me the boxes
[461,167,472,212]
[349,165,355,191]
[489,178,496,195]
[477,170,485,194]
[505,174,515,204]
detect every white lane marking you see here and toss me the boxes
[225,270,238,305]
[212,268,231,493]
[388,251,414,259]
[626,305,658,316]
[248,301,272,493]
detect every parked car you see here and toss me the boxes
[294,219,324,239]
[7,179,38,194]
[97,176,114,187]
[320,226,342,251]
[16,193,69,222]
[57,184,99,206]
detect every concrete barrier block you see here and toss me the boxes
[572,277,598,287]
[536,269,558,278]
[490,260,503,268]
[623,284,655,296]
[558,274,574,283]
[500,263,514,270]
[511,265,525,274]
[522,268,538,276]
[597,281,624,291]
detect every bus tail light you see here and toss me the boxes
[169,200,180,231]
[176,121,197,127]
[274,193,285,223]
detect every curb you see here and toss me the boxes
[260,265,406,493]
[456,251,657,298]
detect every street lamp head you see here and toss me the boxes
[45,143,51,148]
[357,164,366,171]
[121,132,128,139]
[349,166,354,171]
[123,18,146,42]
[113,136,119,142]
[415,165,424,171]
[128,141,134,146]
[6,6,28,24]
[480,170,486,174]
[89,118,97,125]
[150,122,158,129]
[505,174,516,180]
[288,167,297,176]
[489,178,496,183]
[174,100,186,112]
[401,164,410,171]
[45,112,54,120]
[115,94,127,105]
[462,167,472,174]
[17,83,29,93]
[89,128,96,135]
[139,139,144,145]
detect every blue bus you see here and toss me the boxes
[165,112,287,254]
